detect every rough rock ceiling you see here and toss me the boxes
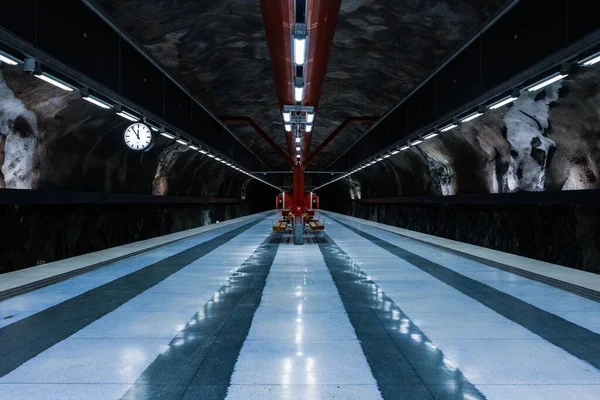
[95,0,507,170]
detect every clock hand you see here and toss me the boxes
[134,127,140,139]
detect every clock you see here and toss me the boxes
[123,122,153,151]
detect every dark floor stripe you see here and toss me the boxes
[330,216,600,370]
[0,217,265,378]
[120,232,281,400]
[317,233,486,400]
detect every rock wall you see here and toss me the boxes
[321,65,600,273]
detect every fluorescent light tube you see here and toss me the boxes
[116,110,139,122]
[82,95,112,109]
[306,112,315,123]
[199,149,208,154]
[208,154,215,158]
[189,145,198,150]
[383,154,391,158]
[423,132,438,140]
[297,154,301,158]
[294,85,304,102]
[215,157,222,161]
[411,140,423,146]
[390,150,400,155]
[400,145,410,151]
[0,51,20,65]
[160,132,175,139]
[305,124,313,132]
[283,111,291,122]
[295,137,301,143]
[34,73,75,92]
[296,146,301,152]
[440,124,457,132]
[220,159,227,164]
[376,157,384,161]
[460,112,483,123]
[176,139,187,145]
[294,37,306,65]
[580,52,600,66]
[488,95,518,110]
[226,162,232,166]
[526,72,568,92]
[285,123,292,132]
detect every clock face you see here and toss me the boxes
[124,123,153,151]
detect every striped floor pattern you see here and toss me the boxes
[0,212,599,399]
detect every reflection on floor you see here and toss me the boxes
[0,212,599,399]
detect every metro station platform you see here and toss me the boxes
[1,211,600,400]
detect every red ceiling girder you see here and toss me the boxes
[259,0,296,156]
[301,0,342,158]
[220,116,294,167]
[303,116,379,166]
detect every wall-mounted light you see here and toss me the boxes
[579,51,600,66]
[440,123,457,132]
[116,107,140,122]
[488,94,518,110]
[526,71,568,92]
[283,111,291,122]
[0,50,20,65]
[423,132,438,140]
[34,72,75,92]
[160,132,175,139]
[82,93,112,109]
[460,111,483,123]
[285,123,292,132]
[305,124,313,133]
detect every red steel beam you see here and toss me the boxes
[220,116,294,167]
[303,116,379,166]
[260,0,296,156]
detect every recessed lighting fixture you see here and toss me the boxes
[176,139,187,145]
[294,37,306,65]
[189,145,198,150]
[411,139,423,146]
[579,51,600,66]
[400,145,410,151]
[34,72,75,92]
[283,111,291,122]
[160,132,175,139]
[460,112,483,123]
[199,149,208,154]
[488,95,518,110]
[285,123,292,132]
[295,137,301,144]
[423,132,438,140]
[296,146,301,152]
[306,124,313,133]
[0,50,20,65]
[116,110,139,122]
[82,95,112,109]
[440,123,457,132]
[526,72,568,92]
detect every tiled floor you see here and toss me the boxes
[0,212,599,399]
